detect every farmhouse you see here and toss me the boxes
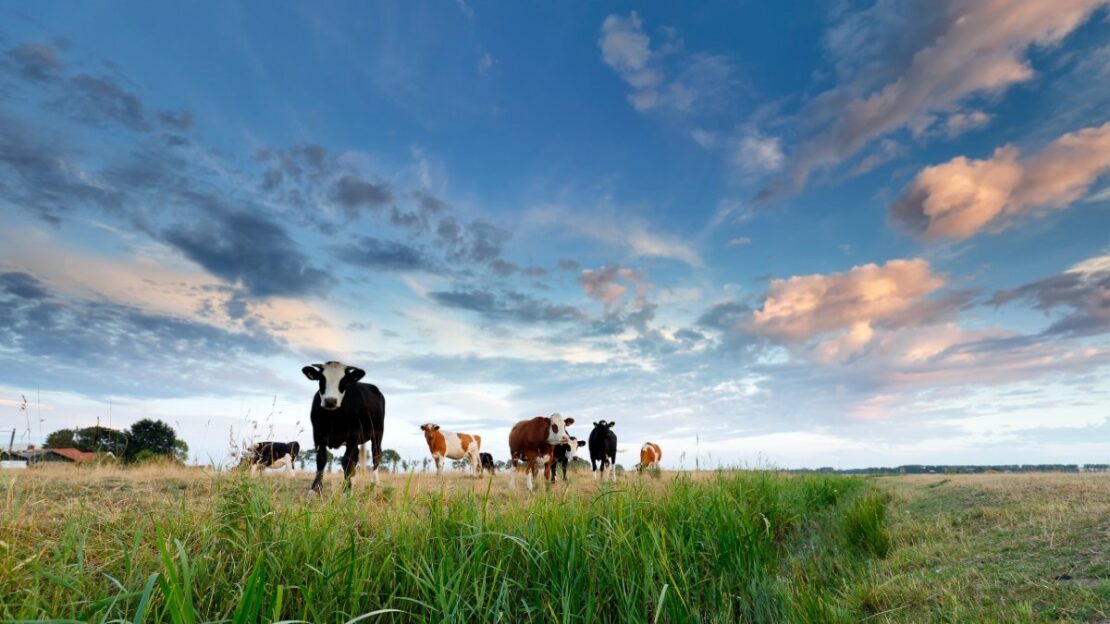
[0,445,100,466]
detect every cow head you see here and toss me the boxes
[301,361,365,410]
[547,413,574,445]
[420,423,441,441]
[288,441,301,459]
[567,437,587,458]
[592,420,616,430]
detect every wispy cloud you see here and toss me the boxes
[783,0,1109,190]
[599,12,735,116]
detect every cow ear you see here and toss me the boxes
[346,367,365,382]
[564,417,575,426]
[302,365,322,380]
[433,425,440,431]
[593,421,600,427]
[577,440,586,448]
[608,421,616,427]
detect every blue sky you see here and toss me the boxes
[1,0,1108,469]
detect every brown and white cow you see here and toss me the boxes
[638,442,662,472]
[507,413,574,491]
[420,424,482,475]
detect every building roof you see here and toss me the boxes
[46,448,98,463]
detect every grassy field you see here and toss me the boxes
[862,473,1110,623]
[1,467,1106,623]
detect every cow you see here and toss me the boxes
[245,441,300,477]
[479,452,497,475]
[589,421,618,481]
[549,437,586,483]
[507,413,574,491]
[420,424,482,475]
[638,442,662,472]
[302,361,385,494]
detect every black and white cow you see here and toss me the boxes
[479,452,497,475]
[549,437,586,482]
[589,421,617,481]
[246,441,300,476]
[302,362,385,493]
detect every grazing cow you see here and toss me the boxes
[246,441,300,476]
[479,452,497,475]
[420,424,482,475]
[302,362,385,493]
[588,421,618,481]
[638,442,662,472]
[549,437,586,482]
[508,413,574,491]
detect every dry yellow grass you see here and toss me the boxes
[862,472,1110,623]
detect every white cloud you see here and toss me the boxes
[732,131,784,174]
[891,121,1110,240]
[691,128,717,148]
[478,52,495,74]
[599,12,735,115]
[750,258,947,341]
[792,0,1109,185]
[525,205,702,267]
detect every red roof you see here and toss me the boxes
[48,448,98,463]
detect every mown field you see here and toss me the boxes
[1,466,1107,623]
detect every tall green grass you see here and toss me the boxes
[1,470,888,623]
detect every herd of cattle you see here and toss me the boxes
[243,362,663,492]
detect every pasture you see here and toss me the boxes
[1,467,1107,623]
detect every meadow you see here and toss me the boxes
[1,466,1107,623]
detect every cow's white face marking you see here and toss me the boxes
[546,413,573,446]
[302,361,365,410]
[566,437,585,459]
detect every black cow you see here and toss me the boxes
[479,452,497,475]
[549,437,586,482]
[302,361,385,493]
[589,421,617,481]
[246,441,300,476]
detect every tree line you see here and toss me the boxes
[796,464,1110,474]
[43,419,188,464]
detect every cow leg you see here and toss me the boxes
[340,443,360,492]
[369,437,382,485]
[434,455,443,475]
[310,443,327,494]
[250,462,259,477]
[525,457,535,491]
[357,444,367,481]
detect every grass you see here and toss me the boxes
[0,465,886,623]
[860,472,1110,623]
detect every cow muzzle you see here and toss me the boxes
[323,397,339,409]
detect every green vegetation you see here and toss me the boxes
[0,468,887,623]
[859,473,1110,623]
[41,419,183,463]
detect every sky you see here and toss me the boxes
[0,0,1108,470]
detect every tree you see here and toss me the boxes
[44,426,128,455]
[78,427,128,455]
[381,449,401,473]
[125,419,178,463]
[44,429,76,449]
[173,439,190,463]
